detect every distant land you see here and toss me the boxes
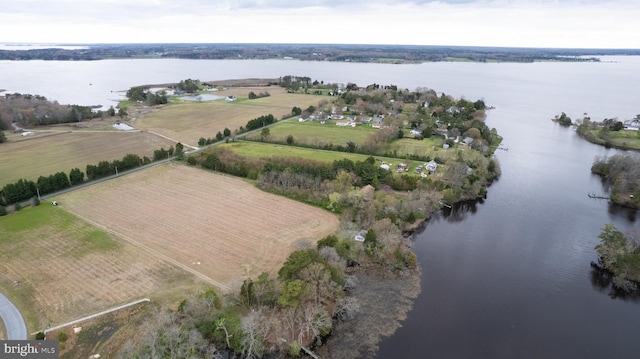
[2,43,639,63]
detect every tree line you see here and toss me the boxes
[0,93,104,128]
[0,144,180,208]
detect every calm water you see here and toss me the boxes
[1,56,639,358]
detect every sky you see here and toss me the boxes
[1,0,638,49]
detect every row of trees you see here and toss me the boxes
[248,91,270,99]
[1,145,179,207]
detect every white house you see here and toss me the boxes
[425,160,438,173]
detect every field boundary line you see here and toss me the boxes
[42,298,150,334]
[146,129,198,149]
[63,208,231,292]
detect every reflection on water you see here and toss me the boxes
[589,263,640,302]
[441,198,484,223]
[607,203,638,222]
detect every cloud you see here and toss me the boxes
[1,0,638,48]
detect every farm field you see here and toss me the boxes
[57,162,340,290]
[0,130,176,186]
[0,204,202,332]
[245,121,376,146]
[131,86,326,146]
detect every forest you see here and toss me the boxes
[0,93,105,127]
[2,43,635,62]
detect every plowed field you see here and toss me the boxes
[0,205,199,329]
[58,163,339,290]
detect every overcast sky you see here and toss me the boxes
[1,0,638,48]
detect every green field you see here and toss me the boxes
[218,141,436,174]
[219,141,369,163]
[246,121,376,146]
[582,128,640,150]
[385,137,444,158]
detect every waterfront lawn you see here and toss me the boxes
[580,128,640,150]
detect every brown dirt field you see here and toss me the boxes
[58,162,340,290]
[130,87,325,146]
[0,207,202,330]
[0,130,176,186]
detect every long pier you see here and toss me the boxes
[588,193,610,200]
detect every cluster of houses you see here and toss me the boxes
[298,105,390,129]
[378,160,438,178]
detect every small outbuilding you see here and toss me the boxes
[52,201,58,206]
[354,230,367,242]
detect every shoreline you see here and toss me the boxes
[316,264,422,358]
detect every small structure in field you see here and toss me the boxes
[52,201,58,206]
[354,230,367,242]
[425,160,438,173]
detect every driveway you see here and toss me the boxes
[0,292,27,339]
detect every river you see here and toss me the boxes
[1,56,639,358]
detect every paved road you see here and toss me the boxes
[0,292,27,339]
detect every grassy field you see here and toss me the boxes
[242,120,447,159]
[219,141,370,163]
[57,162,339,289]
[581,128,640,150]
[131,86,326,147]
[0,131,176,187]
[385,137,444,158]
[246,121,376,146]
[218,141,443,175]
[0,204,204,332]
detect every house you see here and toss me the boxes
[463,137,474,145]
[371,116,385,129]
[447,106,460,114]
[425,160,438,173]
[410,129,422,136]
[336,119,350,126]
[380,163,391,171]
